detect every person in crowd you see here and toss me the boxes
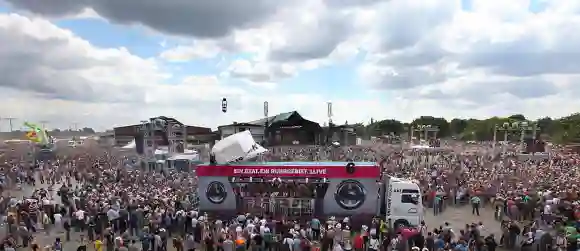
[0,139,578,251]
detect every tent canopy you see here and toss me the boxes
[168,153,200,161]
[121,140,136,149]
[184,149,198,154]
[410,144,431,149]
[155,148,168,155]
[211,130,267,164]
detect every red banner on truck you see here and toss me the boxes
[196,164,379,178]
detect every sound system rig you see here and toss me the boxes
[196,161,379,225]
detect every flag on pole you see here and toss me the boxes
[25,131,41,143]
[23,122,48,145]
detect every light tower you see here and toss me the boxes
[494,122,517,152]
[166,119,186,155]
[327,101,335,144]
[139,119,156,171]
[493,121,539,152]
[263,101,269,145]
[1,117,16,132]
[515,121,539,153]
[410,125,439,142]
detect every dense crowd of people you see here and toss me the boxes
[0,139,577,251]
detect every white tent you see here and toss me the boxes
[155,148,168,155]
[168,153,200,161]
[183,149,198,154]
[211,130,267,164]
[121,140,136,149]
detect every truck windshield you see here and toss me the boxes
[401,190,420,205]
[401,194,419,204]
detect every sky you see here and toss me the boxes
[0,0,579,131]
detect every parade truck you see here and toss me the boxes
[197,130,424,227]
[380,175,425,228]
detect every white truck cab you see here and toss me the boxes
[381,175,424,228]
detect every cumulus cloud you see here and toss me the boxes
[426,77,560,104]
[159,41,223,62]
[0,14,158,103]
[2,0,286,38]
[226,59,296,84]
[0,11,362,131]
[0,13,257,130]
[4,0,580,131]
[354,0,580,101]
[265,3,355,62]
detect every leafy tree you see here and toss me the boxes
[348,112,580,144]
[351,123,367,138]
[449,119,468,136]
[367,119,404,136]
[536,117,554,135]
[508,114,526,121]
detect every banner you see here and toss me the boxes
[212,131,267,164]
[25,131,40,143]
[196,164,380,178]
[23,122,48,144]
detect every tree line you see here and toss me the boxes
[344,113,580,144]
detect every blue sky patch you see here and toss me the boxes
[56,18,165,58]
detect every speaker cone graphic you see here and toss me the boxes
[334,180,366,210]
[206,181,227,204]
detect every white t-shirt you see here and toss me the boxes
[544,205,552,215]
[343,240,352,250]
[247,223,255,232]
[42,214,51,225]
[106,209,118,221]
[419,225,428,236]
[556,236,566,246]
[369,238,379,250]
[54,213,62,224]
[75,210,85,220]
